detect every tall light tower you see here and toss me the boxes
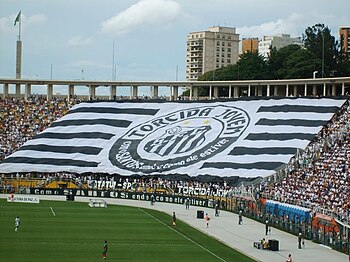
[321,31,325,78]
[14,11,22,95]
[14,11,22,78]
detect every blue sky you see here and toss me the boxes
[0,0,349,95]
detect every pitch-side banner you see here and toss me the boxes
[0,97,345,177]
[29,188,209,207]
[7,194,40,203]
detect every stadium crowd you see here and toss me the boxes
[0,96,81,161]
[264,101,350,222]
[0,96,349,222]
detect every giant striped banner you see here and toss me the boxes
[0,97,345,177]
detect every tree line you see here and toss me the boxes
[184,24,350,97]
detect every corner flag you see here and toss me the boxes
[14,11,21,26]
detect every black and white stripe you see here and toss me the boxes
[1,102,160,172]
[199,98,345,176]
[0,98,345,177]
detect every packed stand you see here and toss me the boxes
[0,96,81,162]
[2,95,349,222]
[264,100,350,222]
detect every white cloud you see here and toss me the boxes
[237,12,340,39]
[67,36,92,47]
[238,14,302,39]
[101,0,181,36]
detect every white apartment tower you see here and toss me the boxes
[186,26,239,81]
[258,34,303,58]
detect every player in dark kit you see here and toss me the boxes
[102,240,108,259]
[150,194,155,205]
[238,211,243,225]
[265,220,269,235]
[298,233,303,249]
[215,203,220,217]
[172,212,176,226]
[185,198,190,210]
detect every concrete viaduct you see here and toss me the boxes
[0,77,350,100]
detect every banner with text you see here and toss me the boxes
[7,194,40,203]
[1,98,345,177]
[29,188,209,207]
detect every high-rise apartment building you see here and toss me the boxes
[339,26,350,60]
[186,26,239,81]
[258,34,302,58]
[241,38,259,53]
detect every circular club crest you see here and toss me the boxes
[109,105,250,173]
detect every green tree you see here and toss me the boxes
[268,44,321,79]
[267,46,280,79]
[235,51,269,80]
[335,58,350,77]
[184,51,268,97]
[199,64,237,81]
[302,23,340,77]
[268,44,300,79]
[198,51,268,81]
[285,49,321,78]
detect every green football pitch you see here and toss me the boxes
[0,199,255,262]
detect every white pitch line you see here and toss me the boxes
[50,206,56,216]
[319,244,332,250]
[139,208,228,262]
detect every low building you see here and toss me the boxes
[258,34,302,58]
[241,38,259,54]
